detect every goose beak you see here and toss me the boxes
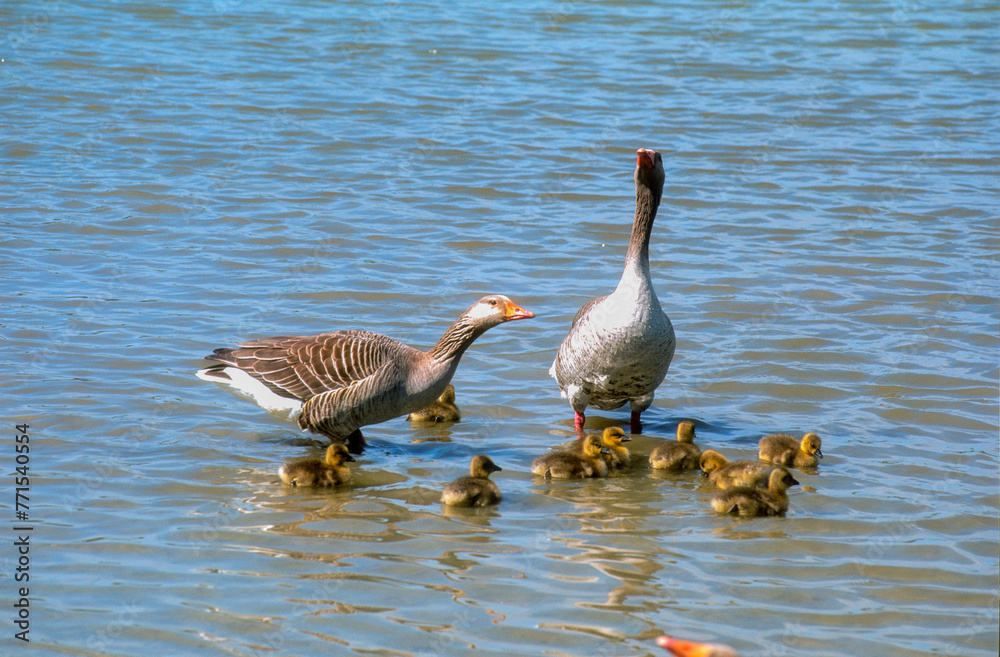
[637,148,656,169]
[504,301,535,321]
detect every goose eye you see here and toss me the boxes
[489,299,498,306]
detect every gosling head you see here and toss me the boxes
[582,434,606,458]
[601,426,630,447]
[324,443,355,466]
[676,420,697,444]
[801,432,823,458]
[470,454,502,478]
[770,467,799,492]
[698,449,729,475]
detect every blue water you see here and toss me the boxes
[2,1,998,655]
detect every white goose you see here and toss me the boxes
[196,295,534,451]
[550,148,676,434]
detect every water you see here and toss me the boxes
[2,1,998,655]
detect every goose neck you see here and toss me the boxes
[428,316,487,362]
[624,184,660,267]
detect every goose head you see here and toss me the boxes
[636,148,665,201]
[463,295,534,328]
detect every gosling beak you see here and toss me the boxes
[345,453,356,462]
[504,301,535,321]
[655,636,720,657]
[637,148,656,169]
[620,434,632,442]
[816,448,824,458]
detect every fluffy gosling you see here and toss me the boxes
[758,432,823,468]
[532,434,609,479]
[441,454,502,507]
[279,443,354,487]
[698,449,773,490]
[710,467,799,517]
[649,420,701,471]
[406,384,461,423]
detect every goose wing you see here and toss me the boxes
[204,330,406,402]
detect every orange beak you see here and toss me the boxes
[504,301,535,321]
[637,148,656,169]
[656,636,720,657]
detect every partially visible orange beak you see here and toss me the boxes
[504,301,535,321]
[637,148,656,169]
[656,636,718,657]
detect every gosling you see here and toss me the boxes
[699,449,772,490]
[532,434,609,479]
[569,427,631,469]
[649,420,701,471]
[758,432,823,468]
[710,467,799,517]
[406,384,461,423]
[441,454,502,507]
[279,443,355,487]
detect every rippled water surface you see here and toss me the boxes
[3,1,998,655]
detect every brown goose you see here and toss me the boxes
[196,295,534,451]
[758,432,823,468]
[440,454,502,507]
[550,148,676,434]
[649,420,701,471]
[710,467,799,517]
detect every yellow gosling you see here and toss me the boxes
[758,432,823,468]
[698,449,773,490]
[710,467,799,517]
[649,420,701,471]
[532,434,609,479]
[441,454,502,507]
[406,384,461,423]
[597,426,632,469]
[279,443,354,487]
